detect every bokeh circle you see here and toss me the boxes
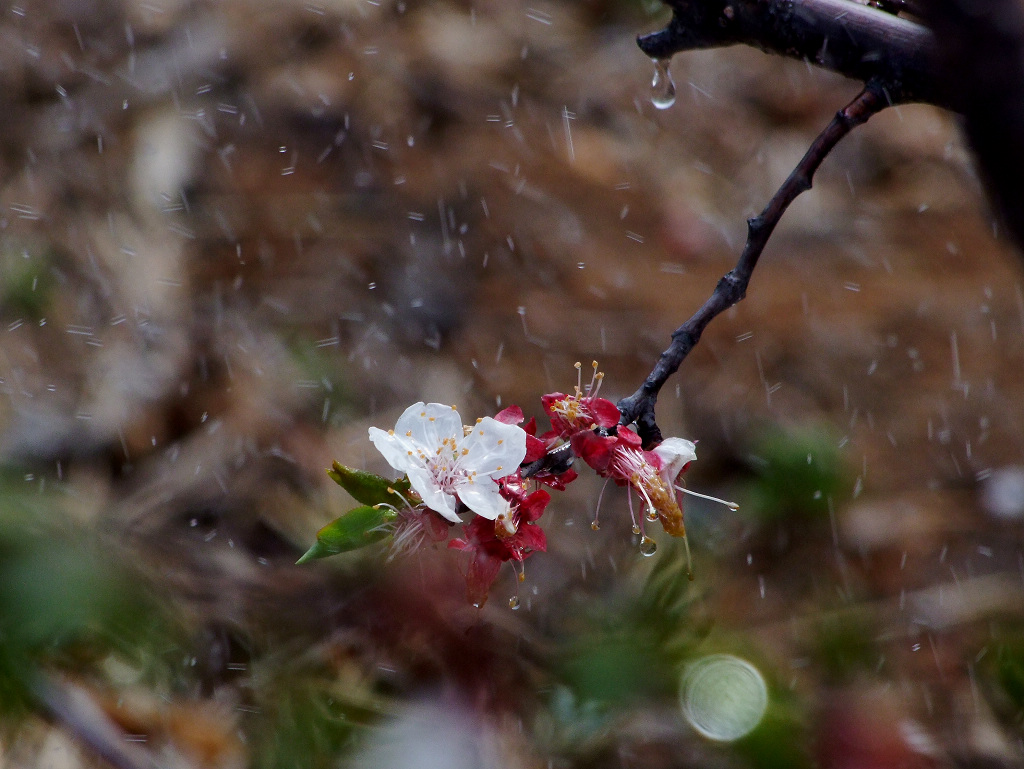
[680,654,768,741]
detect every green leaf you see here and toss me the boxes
[296,506,397,564]
[326,462,417,507]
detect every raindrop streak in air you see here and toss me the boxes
[681,655,768,741]
[651,58,676,110]
[639,536,658,556]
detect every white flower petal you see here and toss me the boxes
[459,417,527,479]
[406,466,460,522]
[395,402,462,452]
[457,480,508,520]
[368,402,524,524]
[654,437,697,483]
[368,426,422,474]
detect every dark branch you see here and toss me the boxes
[927,0,1024,252]
[617,84,886,447]
[639,0,944,107]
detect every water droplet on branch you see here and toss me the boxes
[651,58,676,110]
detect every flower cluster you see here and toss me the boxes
[301,363,736,607]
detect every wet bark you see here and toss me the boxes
[638,0,941,106]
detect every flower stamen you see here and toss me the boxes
[591,477,610,531]
[386,487,417,511]
[586,360,605,399]
[674,484,739,510]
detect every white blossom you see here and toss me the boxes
[653,437,697,486]
[368,402,527,522]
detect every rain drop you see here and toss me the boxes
[632,524,641,535]
[639,536,658,556]
[591,521,600,531]
[646,509,658,522]
[651,58,676,110]
[508,596,521,610]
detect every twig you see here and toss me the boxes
[31,674,158,769]
[639,0,943,107]
[617,83,887,447]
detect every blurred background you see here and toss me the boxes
[0,0,1023,766]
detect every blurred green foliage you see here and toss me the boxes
[243,654,385,769]
[553,539,816,768]
[286,339,354,427]
[811,612,879,684]
[560,540,705,705]
[979,626,1024,727]
[248,683,358,769]
[733,694,812,769]
[535,684,613,757]
[0,465,386,764]
[0,467,176,723]
[744,426,849,526]
[0,246,54,320]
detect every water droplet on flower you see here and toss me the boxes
[646,509,658,522]
[591,520,600,531]
[632,524,641,535]
[471,601,482,609]
[508,596,520,610]
[639,536,658,556]
[651,58,676,110]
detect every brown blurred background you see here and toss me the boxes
[0,0,1023,767]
